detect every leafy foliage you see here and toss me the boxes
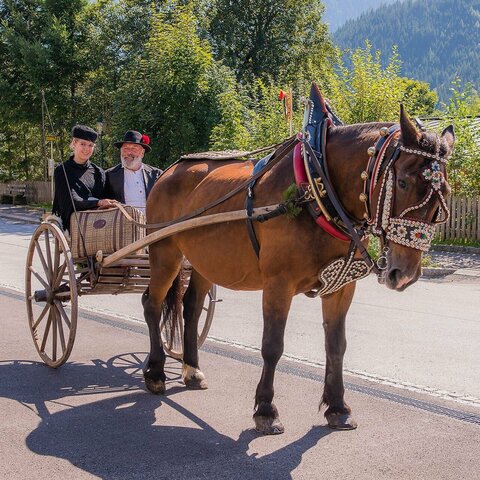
[207,0,336,85]
[113,6,229,165]
[0,0,477,200]
[334,0,480,101]
[321,42,437,123]
[439,80,480,195]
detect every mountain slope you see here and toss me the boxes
[323,0,399,31]
[334,0,480,100]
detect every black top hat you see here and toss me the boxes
[72,125,98,143]
[114,130,151,152]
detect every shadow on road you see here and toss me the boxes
[0,217,37,236]
[0,353,332,480]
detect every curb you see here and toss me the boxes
[431,244,480,255]
[0,213,42,225]
[422,267,480,279]
[422,267,457,278]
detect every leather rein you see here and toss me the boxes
[114,135,299,229]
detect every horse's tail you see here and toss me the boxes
[161,269,186,348]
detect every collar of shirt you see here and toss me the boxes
[123,165,144,175]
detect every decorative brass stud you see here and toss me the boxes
[361,171,369,180]
[367,146,376,157]
[379,127,390,137]
[359,193,367,202]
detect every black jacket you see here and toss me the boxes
[52,156,106,231]
[105,163,162,203]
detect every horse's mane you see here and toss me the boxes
[418,130,449,157]
[333,121,447,157]
[332,122,394,143]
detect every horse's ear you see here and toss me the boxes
[399,104,420,146]
[441,125,455,154]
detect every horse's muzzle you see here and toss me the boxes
[385,268,418,291]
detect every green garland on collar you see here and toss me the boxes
[282,183,303,218]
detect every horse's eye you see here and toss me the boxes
[398,179,407,190]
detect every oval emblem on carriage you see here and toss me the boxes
[93,219,107,229]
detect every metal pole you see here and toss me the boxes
[41,91,47,181]
[100,133,104,168]
[50,141,54,202]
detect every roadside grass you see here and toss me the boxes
[433,238,480,248]
[29,202,52,211]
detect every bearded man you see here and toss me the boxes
[105,130,162,214]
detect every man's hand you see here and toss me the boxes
[97,199,116,209]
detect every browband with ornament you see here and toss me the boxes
[399,145,449,163]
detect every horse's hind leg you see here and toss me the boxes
[321,282,357,430]
[143,240,183,395]
[253,280,294,435]
[181,268,212,390]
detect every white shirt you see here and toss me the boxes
[123,167,146,214]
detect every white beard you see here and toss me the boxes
[122,156,143,171]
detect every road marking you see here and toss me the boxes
[4,285,479,422]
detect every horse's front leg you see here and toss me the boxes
[321,282,357,429]
[254,281,294,435]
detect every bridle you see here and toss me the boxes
[361,126,451,254]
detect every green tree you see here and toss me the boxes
[113,6,230,165]
[207,0,336,86]
[210,80,295,151]
[0,0,98,178]
[399,77,438,117]
[324,42,438,123]
[440,80,480,195]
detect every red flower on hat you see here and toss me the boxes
[141,134,150,145]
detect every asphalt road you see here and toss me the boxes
[0,216,479,479]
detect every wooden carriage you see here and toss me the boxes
[25,209,218,367]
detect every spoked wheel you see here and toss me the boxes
[25,222,78,367]
[161,268,217,360]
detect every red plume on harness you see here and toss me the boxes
[141,134,150,145]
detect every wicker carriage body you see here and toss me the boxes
[69,206,145,260]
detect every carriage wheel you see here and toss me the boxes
[25,222,78,368]
[161,282,217,361]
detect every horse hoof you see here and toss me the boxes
[182,364,208,390]
[326,412,357,430]
[185,376,208,390]
[144,377,166,395]
[254,416,285,435]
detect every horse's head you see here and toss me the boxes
[369,107,455,291]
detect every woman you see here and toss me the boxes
[52,125,115,231]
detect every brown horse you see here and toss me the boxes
[142,106,454,433]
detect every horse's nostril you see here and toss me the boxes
[388,269,400,285]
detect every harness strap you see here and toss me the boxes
[303,141,379,274]
[245,152,275,257]
[245,185,260,257]
[114,135,299,230]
